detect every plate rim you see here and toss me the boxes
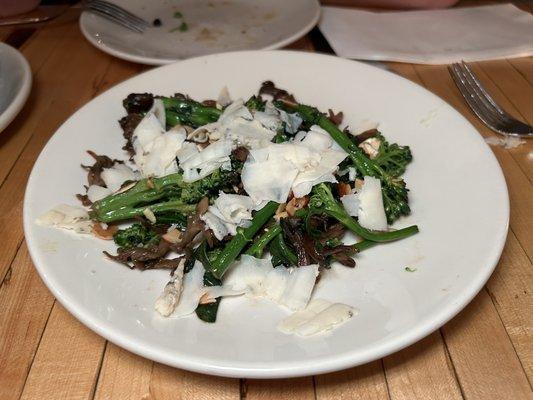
[79,0,321,65]
[23,50,509,378]
[0,42,32,133]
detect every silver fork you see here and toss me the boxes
[449,62,533,138]
[84,0,150,33]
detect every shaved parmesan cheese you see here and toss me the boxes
[170,261,206,318]
[279,264,319,311]
[86,185,111,202]
[279,299,355,337]
[225,256,319,311]
[297,125,333,151]
[100,164,138,193]
[214,192,254,224]
[151,98,166,128]
[36,204,93,234]
[279,109,302,134]
[132,112,165,154]
[180,138,233,182]
[134,128,186,177]
[358,176,387,230]
[340,194,359,217]
[155,259,185,317]
[217,86,232,107]
[200,211,229,240]
[242,155,298,203]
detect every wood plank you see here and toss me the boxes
[441,290,532,400]
[0,243,55,400]
[149,364,240,400]
[315,361,389,400]
[93,344,153,400]
[19,303,106,400]
[0,19,113,284]
[382,333,463,400]
[508,57,533,86]
[485,231,533,382]
[93,343,240,400]
[245,378,316,400]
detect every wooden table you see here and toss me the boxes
[0,3,532,399]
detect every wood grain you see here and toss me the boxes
[93,344,241,400]
[442,291,532,400]
[383,333,463,400]
[0,244,55,400]
[485,231,533,383]
[245,378,316,400]
[315,361,389,400]
[19,303,106,400]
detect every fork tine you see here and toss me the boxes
[458,63,533,135]
[90,0,150,27]
[450,64,533,137]
[456,63,512,127]
[87,5,144,33]
[461,62,507,116]
[449,64,505,130]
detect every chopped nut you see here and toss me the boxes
[337,183,352,197]
[274,203,288,221]
[199,292,217,305]
[354,179,364,191]
[162,228,182,244]
[358,137,381,159]
[92,223,118,240]
[286,196,309,216]
[146,178,155,189]
[143,208,157,223]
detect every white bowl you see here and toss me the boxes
[0,42,32,133]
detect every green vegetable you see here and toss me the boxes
[309,183,418,243]
[372,133,412,178]
[91,168,240,223]
[268,233,298,267]
[405,266,417,272]
[193,243,223,323]
[161,97,222,128]
[152,211,187,228]
[173,11,183,18]
[244,95,265,111]
[113,223,160,249]
[245,224,283,258]
[209,201,279,279]
[178,22,188,31]
[276,101,411,224]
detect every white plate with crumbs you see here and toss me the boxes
[24,51,508,378]
[79,0,320,65]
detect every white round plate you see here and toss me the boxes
[0,42,31,133]
[24,51,508,378]
[79,0,320,65]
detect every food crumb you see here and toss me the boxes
[484,136,525,149]
[152,18,162,27]
[404,266,417,272]
[173,11,183,18]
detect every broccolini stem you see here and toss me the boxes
[324,204,418,242]
[270,233,298,266]
[245,224,282,258]
[353,240,377,252]
[92,173,184,214]
[94,200,196,223]
[161,97,222,127]
[210,201,279,279]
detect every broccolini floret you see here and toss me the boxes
[113,223,160,249]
